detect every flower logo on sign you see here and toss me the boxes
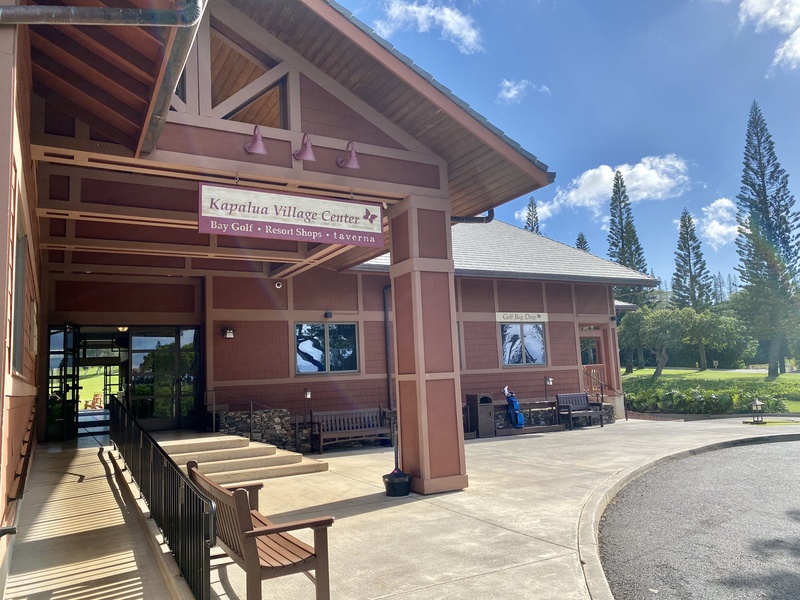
[363,208,378,225]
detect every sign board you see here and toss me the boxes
[496,312,549,322]
[198,183,384,248]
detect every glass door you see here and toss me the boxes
[46,325,80,441]
[129,327,200,430]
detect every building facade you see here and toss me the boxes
[0,0,654,585]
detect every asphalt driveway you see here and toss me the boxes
[600,440,800,599]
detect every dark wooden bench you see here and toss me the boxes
[187,460,334,600]
[310,407,390,454]
[556,393,604,430]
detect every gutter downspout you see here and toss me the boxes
[383,284,394,411]
[450,208,494,224]
[0,0,206,155]
[0,1,204,27]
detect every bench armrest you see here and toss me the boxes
[222,482,263,510]
[245,515,335,538]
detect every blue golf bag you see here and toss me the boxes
[503,386,524,428]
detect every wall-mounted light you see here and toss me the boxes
[336,141,360,169]
[117,326,129,332]
[245,125,268,155]
[275,281,283,289]
[223,328,235,339]
[292,133,316,161]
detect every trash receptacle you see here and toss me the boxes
[466,393,495,438]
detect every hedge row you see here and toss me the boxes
[622,379,798,415]
[625,388,786,415]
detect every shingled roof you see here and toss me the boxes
[356,220,659,286]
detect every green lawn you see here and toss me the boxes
[78,371,105,404]
[621,367,800,383]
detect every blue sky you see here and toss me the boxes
[337,0,800,287]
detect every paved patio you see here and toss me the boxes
[7,417,800,599]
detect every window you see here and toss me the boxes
[296,323,358,373]
[500,323,546,366]
[11,233,27,373]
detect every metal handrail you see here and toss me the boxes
[109,396,215,600]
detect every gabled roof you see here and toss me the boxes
[356,220,659,287]
[232,0,555,217]
[20,0,555,216]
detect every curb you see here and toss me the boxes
[577,432,800,600]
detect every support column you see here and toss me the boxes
[389,195,467,494]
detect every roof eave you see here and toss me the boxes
[304,0,554,188]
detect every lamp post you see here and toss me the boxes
[304,388,311,425]
[750,398,764,424]
[543,377,554,402]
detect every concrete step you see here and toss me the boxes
[174,450,300,474]
[205,454,328,485]
[169,443,278,465]
[152,432,251,454]
[152,432,327,484]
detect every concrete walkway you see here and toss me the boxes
[7,418,800,599]
[4,436,174,600]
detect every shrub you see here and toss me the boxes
[624,382,789,415]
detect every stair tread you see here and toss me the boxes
[208,458,328,484]
[151,432,327,483]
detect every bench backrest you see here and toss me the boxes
[556,393,591,409]
[187,460,255,569]
[311,408,384,432]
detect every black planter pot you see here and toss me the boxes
[383,468,412,496]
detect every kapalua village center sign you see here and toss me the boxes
[198,184,384,248]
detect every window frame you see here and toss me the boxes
[295,322,359,375]
[499,322,548,367]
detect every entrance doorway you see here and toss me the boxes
[129,328,201,430]
[45,325,202,441]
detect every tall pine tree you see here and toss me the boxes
[607,171,651,307]
[735,101,800,378]
[576,232,589,252]
[524,197,540,233]
[671,208,713,311]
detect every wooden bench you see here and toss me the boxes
[310,407,390,454]
[187,460,334,600]
[556,393,604,430]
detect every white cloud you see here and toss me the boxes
[774,26,800,68]
[738,0,800,69]
[497,79,530,104]
[699,197,739,250]
[375,1,483,54]
[542,154,691,220]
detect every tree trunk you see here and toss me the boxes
[637,347,645,369]
[624,349,633,375]
[768,334,781,379]
[652,347,669,379]
[698,341,707,370]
